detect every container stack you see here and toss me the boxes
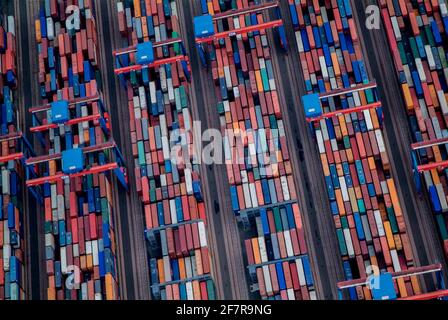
[289,0,420,299]
[0,14,26,301]
[379,0,448,259]
[200,0,316,300]
[115,0,216,300]
[33,0,120,300]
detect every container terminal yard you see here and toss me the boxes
[0,0,446,302]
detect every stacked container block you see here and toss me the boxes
[116,0,215,300]
[34,0,119,300]
[200,0,316,300]
[288,0,420,299]
[379,0,448,259]
[0,14,26,301]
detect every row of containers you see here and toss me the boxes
[114,0,216,300]
[30,0,129,300]
[194,0,317,300]
[379,0,448,259]
[0,11,28,300]
[288,0,424,299]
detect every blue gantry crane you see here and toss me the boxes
[113,38,190,82]
[194,1,288,67]
[25,95,128,189]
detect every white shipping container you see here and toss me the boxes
[133,95,140,110]
[415,58,427,83]
[161,136,170,160]
[262,265,273,295]
[92,241,99,266]
[185,257,192,278]
[7,16,15,36]
[437,90,448,115]
[280,176,290,201]
[73,243,79,257]
[57,195,65,220]
[436,183,448,212]
[403,65,413,85]
[295,31,304,53]
[159,114,168,137]
[3,220,9,244]
[339,177,349,201]
[287,288,295,300]
[154,26,161,42]
[283,230,294,257]
[198,221,208,247]
[80,106,88,130]
[170,199,178,224]
[163,256,172,282]
[374,210,385,236]
[390,249,401,272]
[160,174,167,188]
[86,241,92,255]
[170,1,178,16]
[46,17,55,40]
[51,184,57,209]
[60,246,67,274]
[444,68,448,87]
[295,258,306,286]
[2,169,10,195]
[45,233,55,248]
[160,67,167,92]
[186,281,194,300]
[316,129,325,154]
[149,82,157,104]
[363,109,374,130]
[184,167,193,195]
[167,78,175,102]
[249,183,258,208]
[343,228,355,257]
[182,108,192,131]
[320,121,329,140]
[233,16,241,40]
[425,45,436,70]
[391,16,402,41]
[139,87,147,109]
[361,215,373,242]
[242,183,252,209]
[375,130,386,153]
[81,283,88,300]
[224,66,232,90]
[257,237,267,263]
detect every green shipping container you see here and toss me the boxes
[206,280,216,300]
[138,141,146,166]
[436,214,448,240]
[336,229,348,256]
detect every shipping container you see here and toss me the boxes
[379,0,448,262]
[115,0,216,300]
[32,0,121,300]
[199,0,316,300]
[0,12,26,300]
[289,0,420,299]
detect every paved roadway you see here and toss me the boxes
[95,0,151,300]
[16,0,46,299]
[270,2,346,299]
[178,0,251,300]
[14,0,448,300]
[352,0,448,289]
[16,0,151,300]
[96,0,250,300]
